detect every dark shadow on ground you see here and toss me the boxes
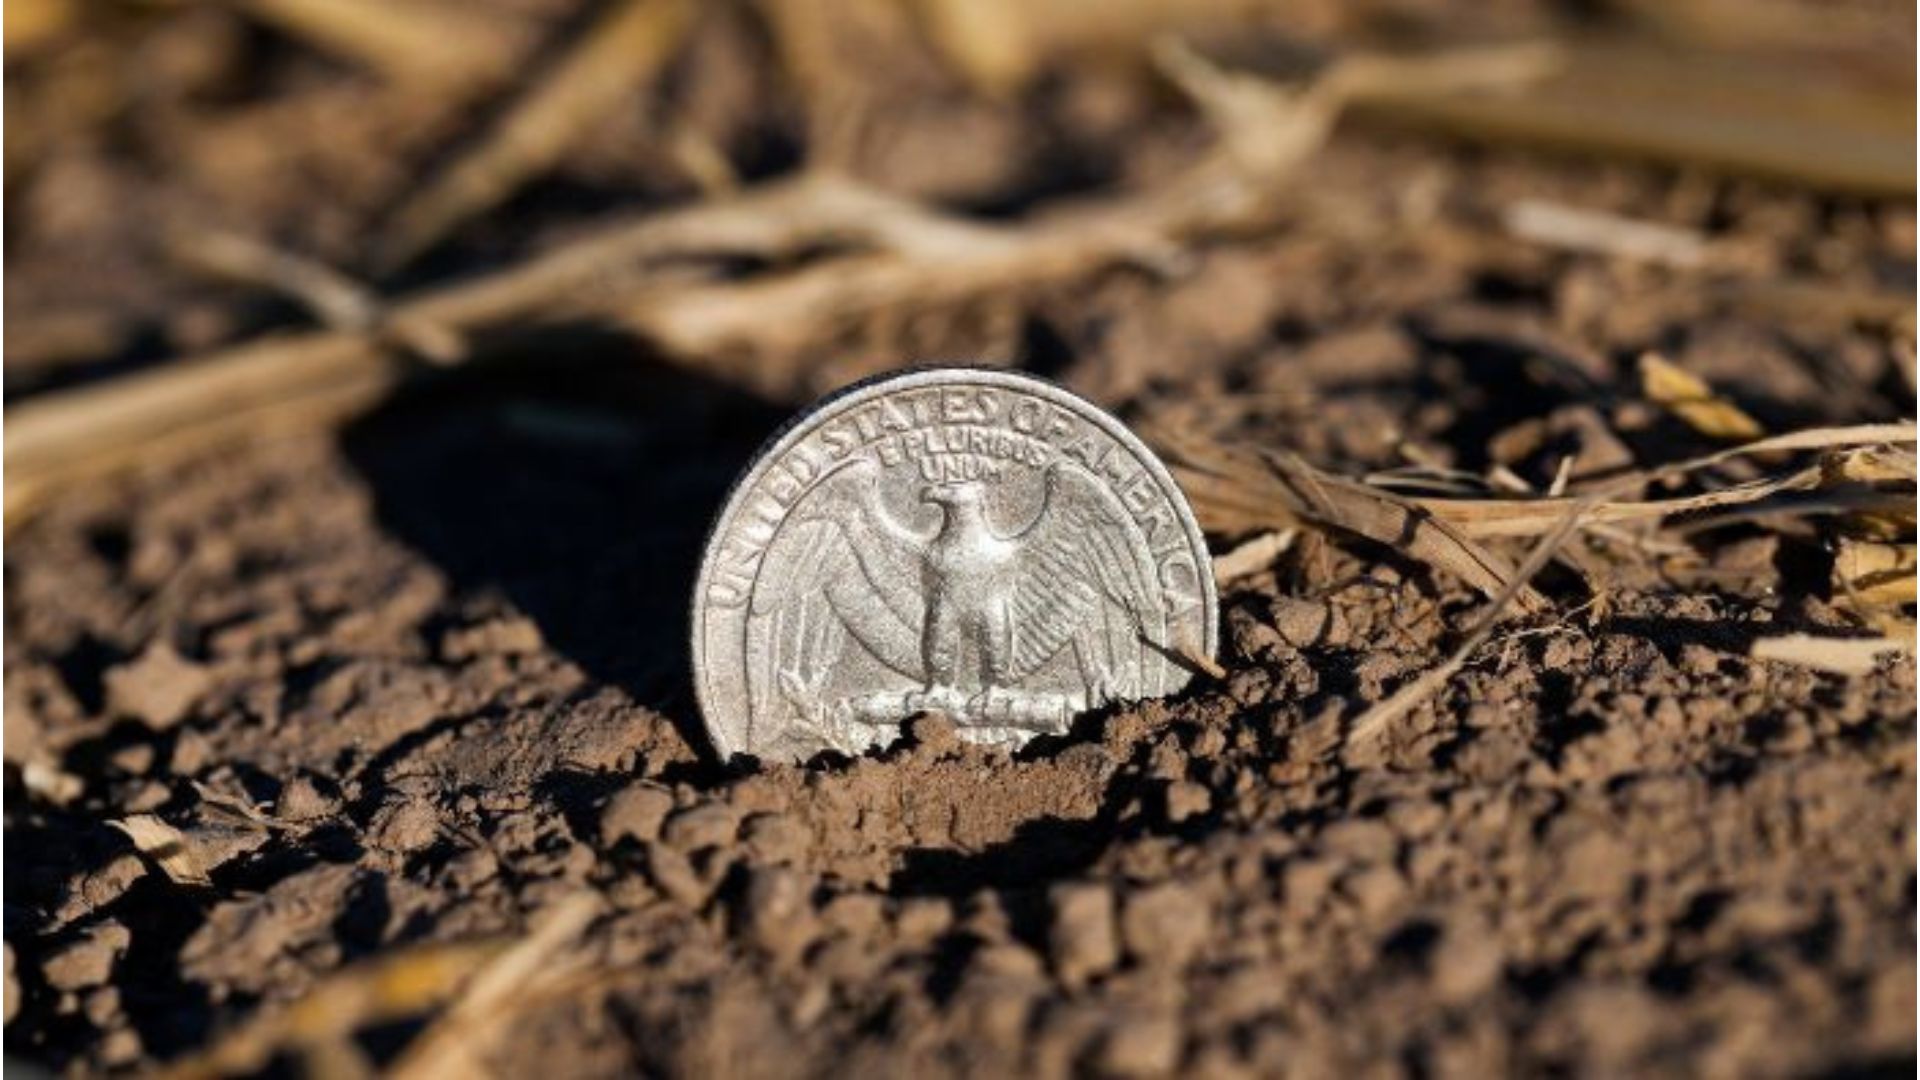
[338,328,787,757]
[891,814,1115,900]
[1602,614,1832,657]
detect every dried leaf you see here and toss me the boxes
[110,803,274,888]
[110,815,214,887]
[1751,633,1912,675]
[1639,352,1765,441]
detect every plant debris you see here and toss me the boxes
[106,816,216,887]
[1752,632,1914,675]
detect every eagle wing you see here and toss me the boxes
[1003,463,1167,701]
[745,459,930,741]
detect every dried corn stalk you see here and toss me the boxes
[1157,422,1917,613]
[5,41,1563,519]
[378,0,695,267]
[1152,423,1549,613]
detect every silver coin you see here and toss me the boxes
[691,367,1218,761]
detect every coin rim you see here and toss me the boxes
[689,365,1219,760]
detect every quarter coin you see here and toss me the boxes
[691,367,1218,761]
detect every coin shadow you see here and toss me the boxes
[337,328,787,762]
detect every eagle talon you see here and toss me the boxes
[1080,676,1111,707]
[913,685,967,717]
[967,687,1012,721]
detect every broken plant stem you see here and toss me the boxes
[167,227,382,332]
[378,0,696,267]
[1159,422,1914,619]
[0,41,1568,521]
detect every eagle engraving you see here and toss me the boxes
[745,457,1168,747]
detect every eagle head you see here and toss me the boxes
[920,479,988,509]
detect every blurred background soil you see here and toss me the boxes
[3,0,1916,1075]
